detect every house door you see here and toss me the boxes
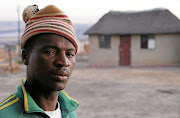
[120,35,131,66]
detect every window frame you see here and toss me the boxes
[99,35,111,49]
[140,34,155,49]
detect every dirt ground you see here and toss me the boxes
[0,64,180,118]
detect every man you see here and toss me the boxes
[0,5,79,118]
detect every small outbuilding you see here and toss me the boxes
[85,8,180,66]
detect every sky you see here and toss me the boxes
[1,0,180,24]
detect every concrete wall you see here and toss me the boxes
[131,34,180,65]
[88,35,120,66]
[89,34,180,66]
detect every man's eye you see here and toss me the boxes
[66,52,75,58]
[44,50,56,56]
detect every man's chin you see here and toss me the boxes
[42,85,65,93]
[55,84,66,91]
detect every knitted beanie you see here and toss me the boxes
[21,5,78,54]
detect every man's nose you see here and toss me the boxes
[54,52,69,67]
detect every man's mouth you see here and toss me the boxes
[51,74,68,81]
[51,70,69,81]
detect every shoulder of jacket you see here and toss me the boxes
[0,94,22,117]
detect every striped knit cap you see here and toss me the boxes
[21,5,78,54]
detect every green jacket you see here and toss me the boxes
[0,79,79,118]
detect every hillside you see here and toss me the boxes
[0,21,92,45]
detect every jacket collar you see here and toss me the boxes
[15,79,79,113]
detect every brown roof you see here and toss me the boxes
[85,8,180,35]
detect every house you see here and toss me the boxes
[84,8,180,66]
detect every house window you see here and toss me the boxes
[141,34,155,49]
[99,35,111,48]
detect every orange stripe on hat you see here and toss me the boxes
[24,20,74,32]
[29,15,68,21]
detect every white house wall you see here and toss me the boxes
[88,35,120,66]
[131,34,180,65]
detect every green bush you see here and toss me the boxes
[17,60,23,64]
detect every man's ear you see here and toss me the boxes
[21,49,30,65]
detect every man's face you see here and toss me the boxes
[24,34,76,91]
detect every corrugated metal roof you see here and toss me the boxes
[85,9,180,35]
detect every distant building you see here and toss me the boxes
[85,8,180,66]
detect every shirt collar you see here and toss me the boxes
[16,79,79,113]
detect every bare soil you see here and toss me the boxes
[0,64,180,118]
